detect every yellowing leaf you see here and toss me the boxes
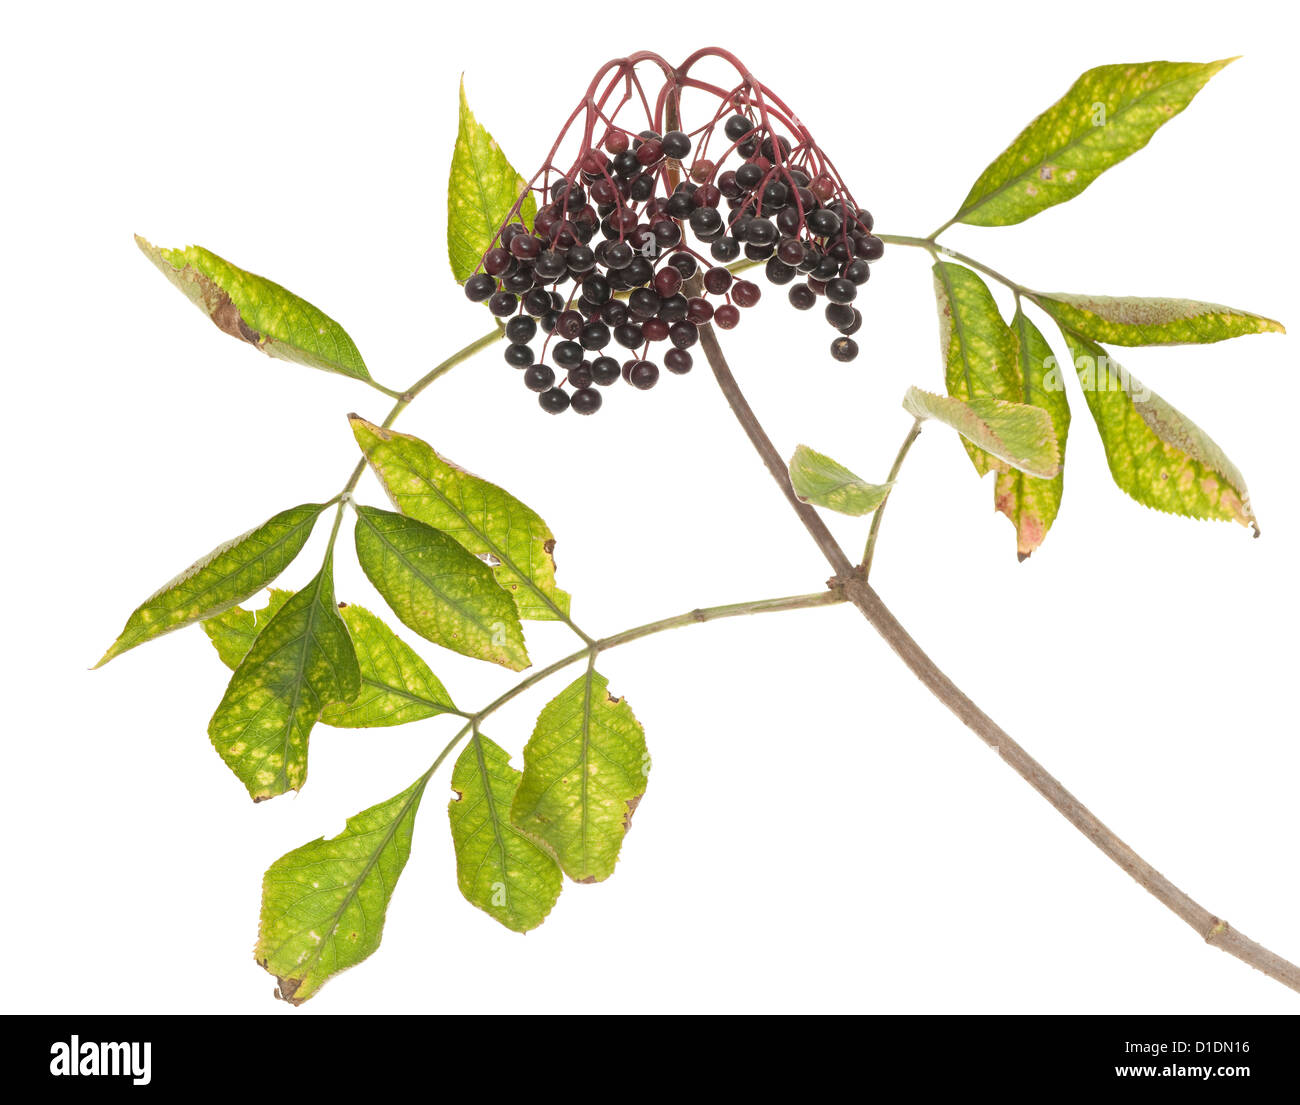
[449,733,563,932]
[136,237,370,381]
[202,588,294,669]
[205,597,457,728]
[257,777,427,1005]
[903,387,1060,479]
[207,556,360,801]
[353,506,529,671]
[1062,331,1256,531]
[512,668,648,884]
[1033,293,1284,346]
[994,310,1072,560]
[932,261,1021,475]
[953,59,1234,226]
[322,605,458,727]
[448,81,536,283]
[96,503,325,668]
[789,445,894,516]
[351,416,570,622]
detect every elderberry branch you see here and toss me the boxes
[877,233,1032,297]
[330,325,506,504]
[696,324,1300,996]
[415,587,846,798]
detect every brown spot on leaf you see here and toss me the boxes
[210,293,263,348]
[624,794,642,831]
[542,539,556,555]
[337,601,349,609]
[273,975,305,1006]
[577,875,598,885]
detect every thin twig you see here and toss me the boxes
[862,417,922,577]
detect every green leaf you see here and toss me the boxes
[512,667,648,884]
[1060,331,1256,531]
[449,733,563,932]
[95,503,326,668]
[205,596,456,727]
[202,588,294,668]
[788,445,893,516]
[354,506,529,671]
[207,556,360,801]
[351,416,570,622]
[256,776,426,1005]
[448,80,536,283]
[932,262,1020,475]
[1033,293,1284,346]
[322,605,458,727]
[951,59,1234,227]
[903,387,1060,479]
[136,236,370,381]
[994,311,1072,560]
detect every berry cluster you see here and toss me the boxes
[463,63,882,414]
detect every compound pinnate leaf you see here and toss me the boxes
[789,445,893,516]
[1061,331,1256,531]
[512,667,648,884]
[449,733,563,932]
[904,387,1060,479]
[351,416,570,622]
[208,556,360,801]
[448,80,536,283]
[933,261,1020,475]
[1033,293,1284,346]
[952,59,1233,227]
[203,589,294,669]
[994,311,1072,560]
[96,503,326,668]
[136,236,370,381]
[257,776,427,1005]
[353,506,529,671]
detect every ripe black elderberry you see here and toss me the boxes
[464,61,881,414]
[570,387,603,414]
[504,343,535,368]
[830,336,859,362]
[539,387,571,413]
[524,364,556,392]
[629,361,659,390]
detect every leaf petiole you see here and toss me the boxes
[861,418,923,577]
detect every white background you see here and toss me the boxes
[3,1,1297,1014]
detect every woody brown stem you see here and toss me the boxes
[697,319,1300,997]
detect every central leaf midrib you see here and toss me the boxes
[403,468,567,622]
[139,506,321,641]
[273,568,332,792]
[937,262,978,402]
[470,734,519,924]
[361,511,505,644]
[275,777,427,985]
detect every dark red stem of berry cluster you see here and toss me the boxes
[464,48,880,414]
